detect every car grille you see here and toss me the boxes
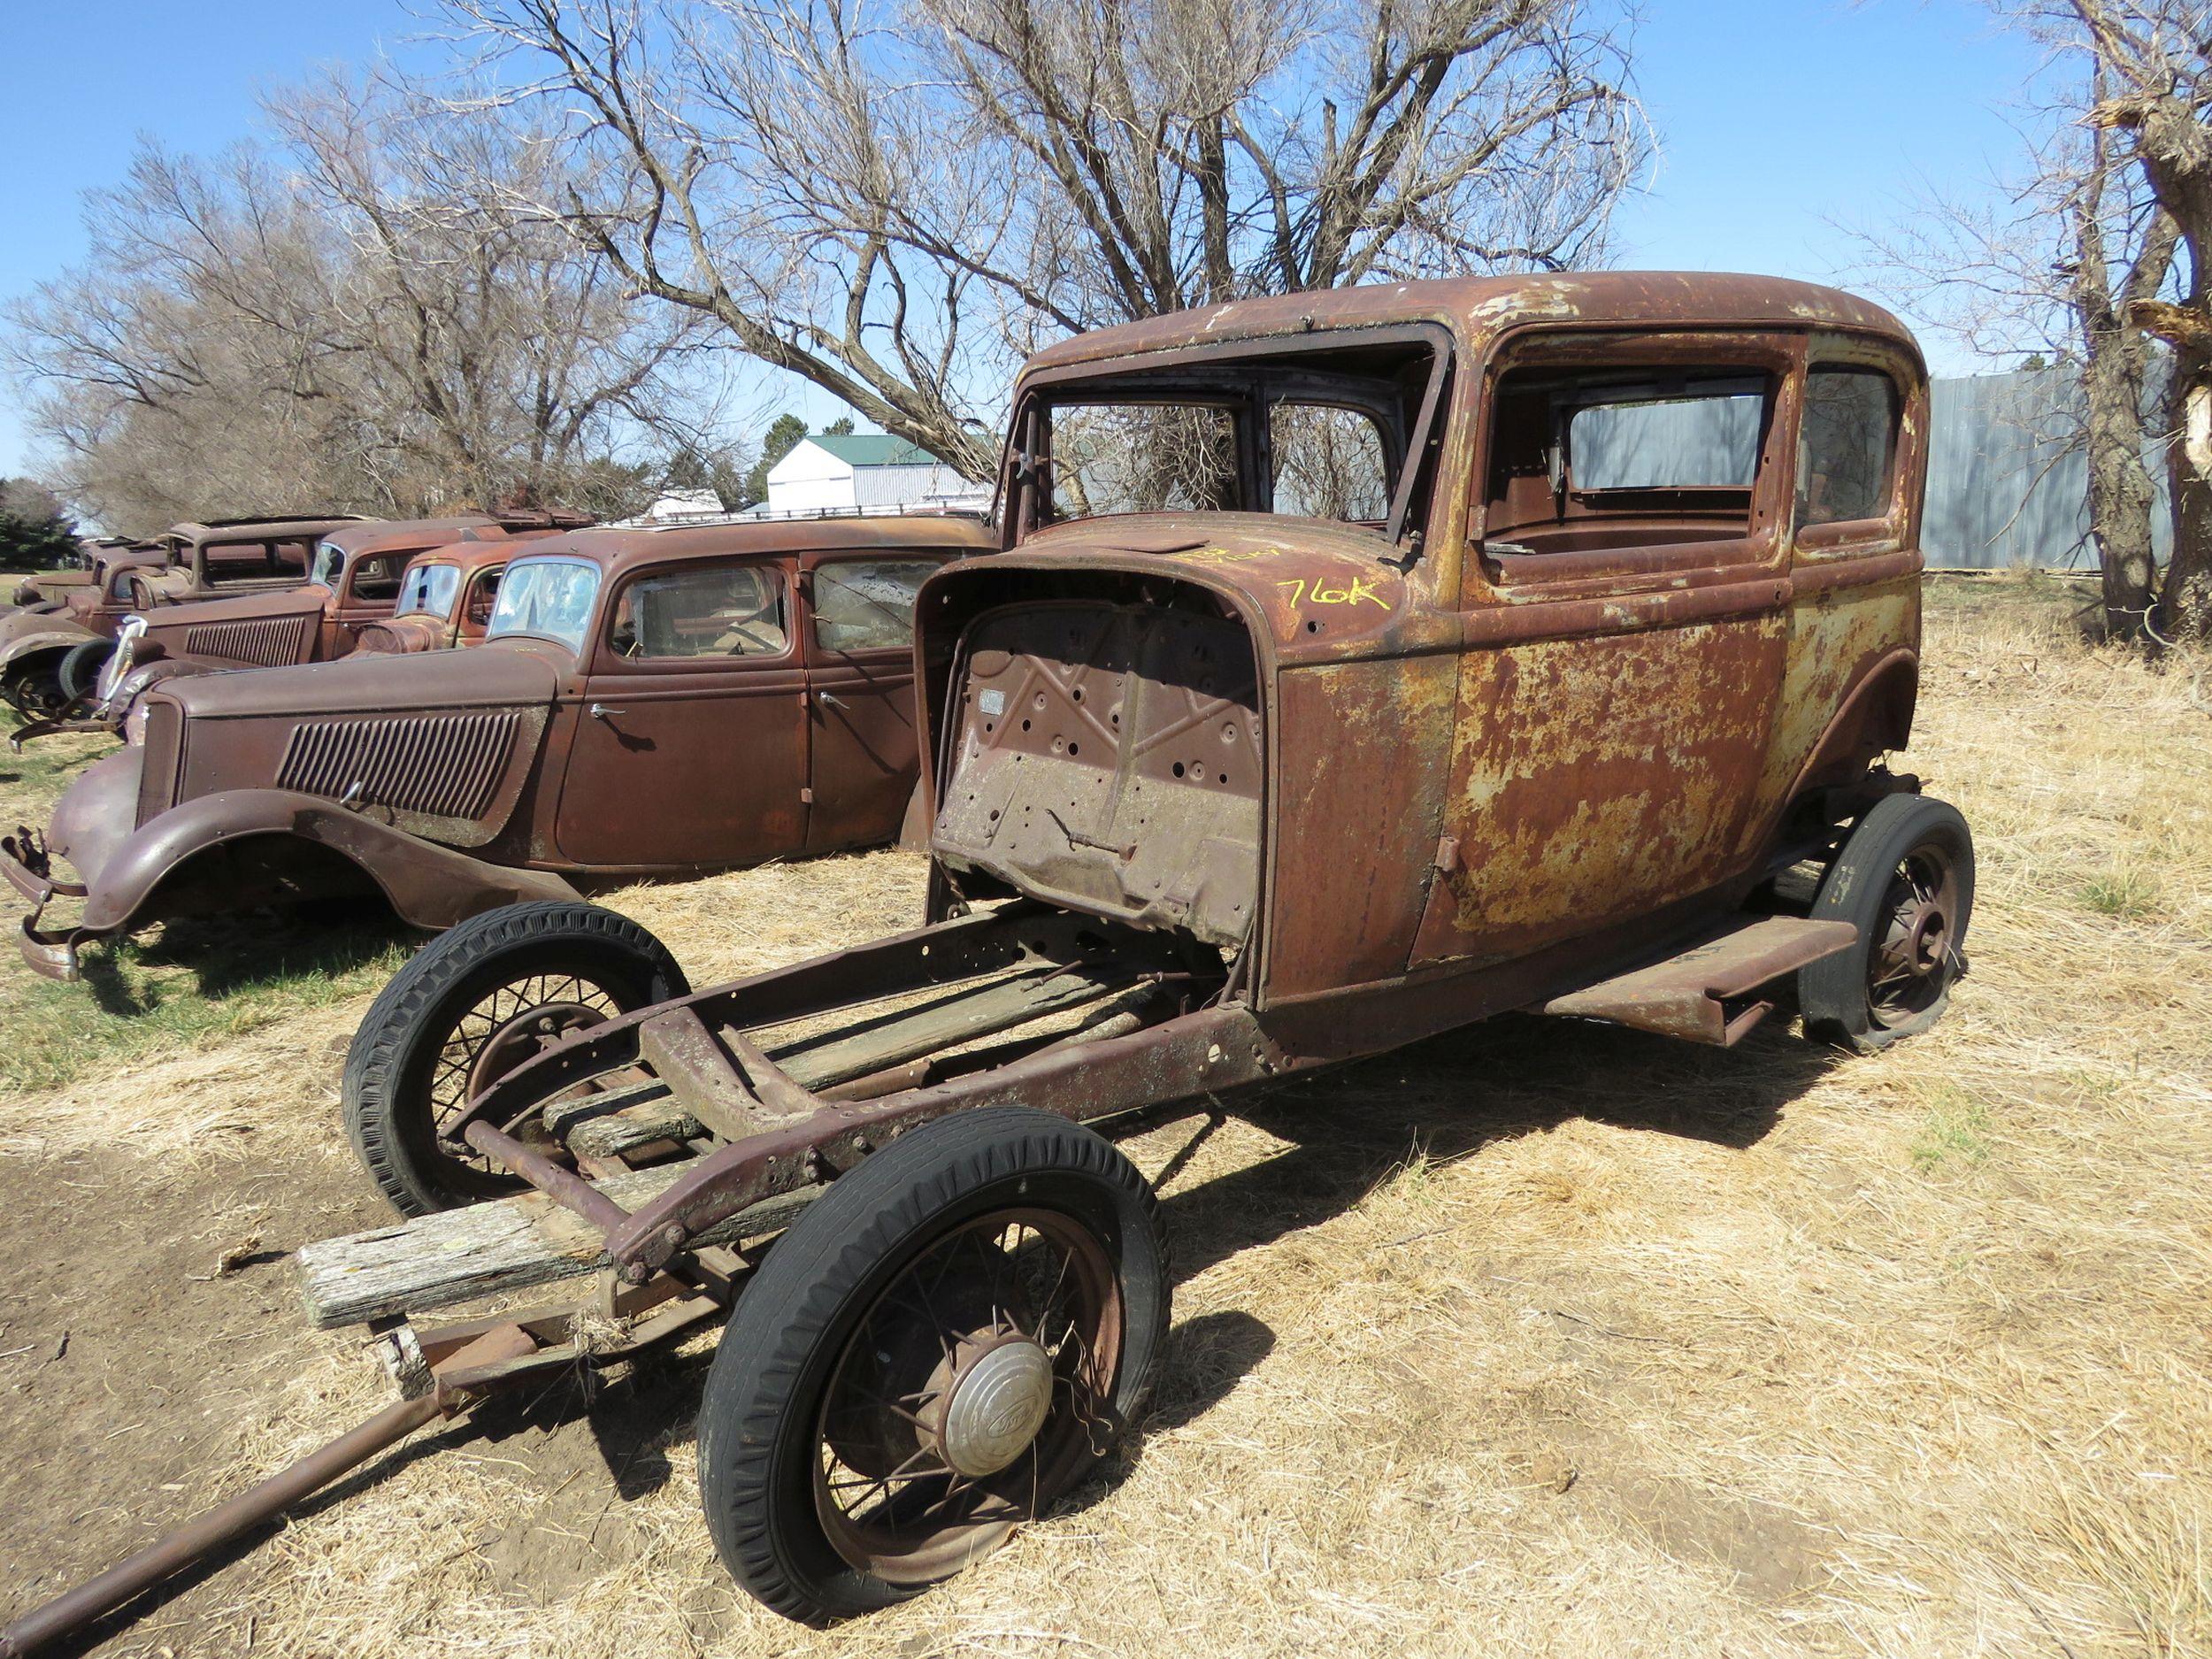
[277,711,518,820]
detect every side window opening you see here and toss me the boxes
[1482,365,1773,561]
[1797,368,1900,528]
[465,569,503,628]
[610,564,790,660]
[811,558,941,653]
[349,553,410,604]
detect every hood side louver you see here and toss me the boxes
[278,712,519,821]
[184,614,316,667]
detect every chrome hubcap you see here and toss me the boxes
[936,1337,1056,1478]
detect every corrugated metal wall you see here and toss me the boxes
[1920,367,2169,571]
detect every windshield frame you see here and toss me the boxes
[309,541,347,589]
[394,560,463,620]
[485,554,604,652]
[1001,321,1455,556]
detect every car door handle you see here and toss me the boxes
[588,703,626,720]
[817,691,848,710]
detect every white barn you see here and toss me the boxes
[762,433,987,516]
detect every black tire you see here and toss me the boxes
[699,1107,1170,1624]
[1799,792,1975,1053]
[342,900,688,1216]
[57,638,113,704]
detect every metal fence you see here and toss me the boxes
[1921,366,2167,572]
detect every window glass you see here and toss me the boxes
[1049,403,1240,518]
[395,563,462,618]
[487,557,603,651]
[1271,403,1390,521]
[610,563,788,660]
[1797,369,1899,526]
[310,541,346,588]
[349,552,410,603]
[811,559,938,653]
[1571,393,1763,490]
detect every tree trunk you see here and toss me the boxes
[2157,341,2212,640]
[2081,340,2162,639]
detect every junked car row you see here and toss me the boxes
[0,273,1978,1653]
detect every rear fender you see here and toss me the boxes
[78,788,580,937]
[1783,647,1918,809]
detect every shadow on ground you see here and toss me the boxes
[73,902,411,1016]
[32,1007,1844,1654]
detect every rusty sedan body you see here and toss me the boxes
[0,275,1986,1648]
[0,514,991,979]
[14,521,567,747]
[0,515,367,717]
[166,273,1970,1627]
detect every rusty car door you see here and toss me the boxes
[1740,336,1924,848]
[800,554,950,853]
[552,554,810,869]
[1411,328,1801,967]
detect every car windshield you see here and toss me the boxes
[309,541,346,588]
[395,563,462,619]
[487,557,602,650]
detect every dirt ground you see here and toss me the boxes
[1,573,2207,1659]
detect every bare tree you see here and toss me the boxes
[2025,0,2212,637]
[441,0,1649,476]
[1853,86,2177,640]
[5,75,706,528]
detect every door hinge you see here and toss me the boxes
[800,786,814,804]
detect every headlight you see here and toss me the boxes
[99,616,146,707]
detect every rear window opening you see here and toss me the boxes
[1481,365,1775,563]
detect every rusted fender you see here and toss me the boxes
[65,787,579,940]
[0,622,99,672]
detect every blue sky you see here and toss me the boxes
[0,0,2053,479]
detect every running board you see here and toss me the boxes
[1539,916,1860,1047]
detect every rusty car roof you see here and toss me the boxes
[400,536,519,578]
[319,516,511,557]
[165,515,373,546]
[503,513,995,581]
[1021,273,1918,375]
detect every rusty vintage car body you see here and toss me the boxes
[0,514,991,979]
[0,275,1981,1651]
[4,537,162,609]
[11,518,576,747]
[0,514,368,717]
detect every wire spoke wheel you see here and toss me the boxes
[425,970,624,1171]
[1799,793,1975,1054]
[811,1209,1123,1584]
[1865,847,1962,1030]
[699,1108,1168,1623]
[342,902,688,1216]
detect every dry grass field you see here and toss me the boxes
[1,572,2207,1658]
